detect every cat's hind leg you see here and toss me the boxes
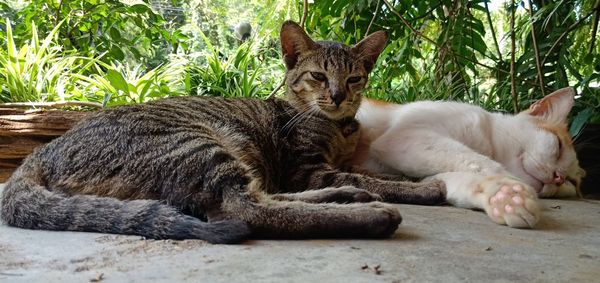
[368,129,505,177]
[222,184,402,239]
[201,156,402,239]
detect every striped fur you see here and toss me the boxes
[0,21,444,243]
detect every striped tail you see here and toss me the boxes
[0,163,250,244]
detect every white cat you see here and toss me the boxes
[350,87,585,228]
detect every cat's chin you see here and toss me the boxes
[320,110,351,121]
[538,184,559,198]
[318,107,356,121]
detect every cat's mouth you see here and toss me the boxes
[316,99,358,120]
[317,104,352,120]
[523,170,544,192]
[519,159,544,192]
[522,163,580,197]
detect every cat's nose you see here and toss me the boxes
[553,171,565,185]
[330,90,347,107]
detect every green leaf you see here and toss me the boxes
[110,27,121,41]
[109,46,125,61]
[102,92,112,107]
[570,107,593,138]
[130,4,151,14]
[106,69,130,95]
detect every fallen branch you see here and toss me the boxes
[0,101,104,109]
[0,109,89,181]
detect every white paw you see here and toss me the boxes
[480,177,540,228]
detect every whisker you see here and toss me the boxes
[281,102,314,135]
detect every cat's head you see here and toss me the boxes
[515,87,585,198]
[280,21,388,120]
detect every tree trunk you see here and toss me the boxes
[0,109,89,182]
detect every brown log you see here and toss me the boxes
[0,109,89,182]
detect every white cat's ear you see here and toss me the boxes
[528,87,575,123]
[280,21,318,69]
[351,30,388,72]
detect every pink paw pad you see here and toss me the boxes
[489,183,530,217]
[512,196,523,204]
[493,207,501,217]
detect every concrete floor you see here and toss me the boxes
[0,186,598,282]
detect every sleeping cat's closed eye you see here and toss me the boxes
[556,136,563,159]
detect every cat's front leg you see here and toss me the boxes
[271,186,382,203]
[341,165,416,182]
[429,172,540,228]
[288,163,446,205]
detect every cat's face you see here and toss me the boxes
[280,21,387,120]
[514,87,585,198]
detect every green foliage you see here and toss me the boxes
[0,19,95,103]
[0,0,296,107]
[1,0,597,131]
[307,0,600,127]
[73,60,188,106]
[3,0,187,66]
[186,30,281,98]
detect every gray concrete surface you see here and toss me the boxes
[0,185,598,282]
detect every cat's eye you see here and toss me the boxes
[347,76,362,84]
[556,136,563,159]
[310,72,327,82]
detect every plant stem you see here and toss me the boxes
[540,9,595,66]
[526,0,546,96]
[55,0,64,25]
[382,0,501,74]
[588,0,600,54]
[484,0,503,61]
[365,0,381,36]
[267,80,285,100]
[266,0,309,100]
[300,0,308,28]
[382,0,545,89]
[510,0,518,113]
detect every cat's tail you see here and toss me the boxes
[0,161,250,244]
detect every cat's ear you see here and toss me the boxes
[351,30,388,73]
[528,87,575,123]
[280,21,318,69]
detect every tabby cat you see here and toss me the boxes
[350,87,585,228]
[0,21,445,244]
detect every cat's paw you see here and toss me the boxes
[361,202,403,237]
[479,176,540,228]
